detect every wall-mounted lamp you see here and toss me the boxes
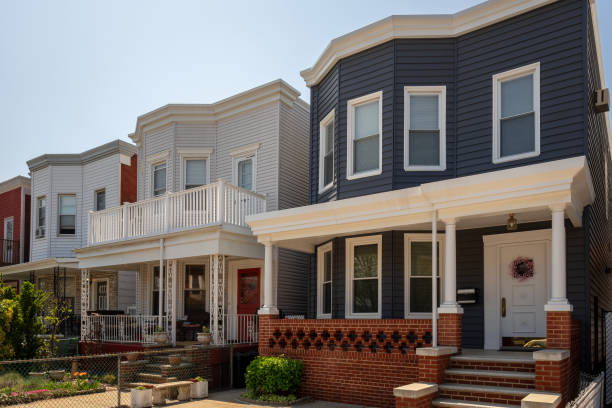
[506,213,518,231]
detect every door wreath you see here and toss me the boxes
[510,257,534,281]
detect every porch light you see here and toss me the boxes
[506,213,518,231]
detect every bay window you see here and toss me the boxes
[319,110,335,192]
[153,162,167,196]
[185,159,207,189]
[347,91,382,179]
[58,194,76,235]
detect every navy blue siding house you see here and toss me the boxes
[247,1,610,406]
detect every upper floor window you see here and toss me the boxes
[95,189,106,211]
[231,143,260,192]
[153,162,167,196]
[185,159,207,189]
[317,242,333,318]
[237,158,253,190]
[346,235,381,318]
[36,196,46,238]
[319,110,335,192]
[492,62,540,163]
[404,234,444,317]
[404,86,446,171]
[347,91,382,180]
[58,194,76,235]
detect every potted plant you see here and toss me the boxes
[130,385,153,408]
[168,354,182,366]
[190,376,208,399]
[154,327,167,345]
[197,327,211,345]
[127,352,140,362]
[48,370,65,381]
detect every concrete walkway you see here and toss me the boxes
[10,387,369,408]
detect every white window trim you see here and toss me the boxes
[404,233,445,319]
[317,242,333,319]
[318,109,335,193]
[35,196,45,239]
[151,161,168,197]
[57,194,77,236]
[346,91,383,180]
[492,62,541,164]
[4,217,14,240]
[94,188,106,211]
[178,148,213,190]
[231,144,260,191]
[403,86,447,171]
[345,235,382,319]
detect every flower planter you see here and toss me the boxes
[168,355,182,366]
[130,388,152,408]
[154,332,168,345]
[197,332,211,345]
[190,380,208,399]
[48,370,65,381]
[127,352,139,362]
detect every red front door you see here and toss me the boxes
[237,268,261,315]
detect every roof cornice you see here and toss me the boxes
[27,139,137,172]
[0,176,31,196]
[130,79,308,145]
[300,0,558,87]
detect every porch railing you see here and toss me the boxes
[0,239,19,265]
[216,314,258,345]
[82,315,167,344]
[88,180,267,245]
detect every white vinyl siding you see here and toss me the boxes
[492,62,540,163]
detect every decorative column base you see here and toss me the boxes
[544,308,572,349]
[394,383,438,408]
[416,347,457,383]
[437,307,463,352]
[533,350,570,406]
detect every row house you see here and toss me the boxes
[0,140,138,333]
[0,176,31,287]
[247,0,610,407]
[75,80,310,350]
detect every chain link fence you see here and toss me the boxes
[0,346,234,407]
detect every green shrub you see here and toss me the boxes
[101,374,116,385]
[0,372,24,389]
[245,355,303,396]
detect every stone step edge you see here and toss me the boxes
[450,355,534,365]
[439,383,534,396]
[432,398,521,408]
[445,368,535,379]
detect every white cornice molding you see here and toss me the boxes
[0,176,30,196]
[146,150,171,164]
[300,0,559,87]
[129,79,308,146]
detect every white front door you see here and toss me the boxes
[483,229,551,350]
[499,241,547,341]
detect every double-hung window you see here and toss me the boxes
[185,159,207,189]
[492,62,540,163]
[404,86,446,170]
[58,194,76,235]
[231,143,259,192]
[237,157,254,190]
[153,162,167,196]
[404,234,444,316]
[95,189,106,211]
[36,196,46,238]
[319,110,335,192]
[347,91,382,179]
[317,242,333,318]
[346,235,382,318]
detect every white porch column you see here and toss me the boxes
[545,205,573,311]
[439,218,463,314]
[432,211,438,348]
[158,239,165,327]
[259,242,279,315]
[80,269,90,341]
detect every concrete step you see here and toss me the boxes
[432,398,520,408]
[450,354,535,373]
[444,368,535,388]
[136,373,178,384]
[144,362,194,373]
[438,383,533,406]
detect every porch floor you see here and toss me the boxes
[456,348,535,363]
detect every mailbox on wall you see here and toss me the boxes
[457,288,480,305]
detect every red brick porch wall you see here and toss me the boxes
[258,316,433,408]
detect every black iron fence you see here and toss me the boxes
[0,240,19,266]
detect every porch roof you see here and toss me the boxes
[246,156,594,253]
[0,257,79,279]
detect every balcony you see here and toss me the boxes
[88,181,266,246]
[1,239,20,266]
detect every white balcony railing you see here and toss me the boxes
[88,181,266,245]
[83,315,166,344]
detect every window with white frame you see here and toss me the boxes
[319,110,335,192]
[492,62,540,163]
[231,144,259,191]
[317,242,333,318]
[404,234,444,316]
[36,196,46,238]
[404,86,446,170]
[58,194,76,235]
[347,91,382,179]
[152,162,167,196]
[346,235,382,318]
[185,159,207,189]
[95,189,106,211]
[237,157,253,190]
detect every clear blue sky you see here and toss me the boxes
[0,0,610,179]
